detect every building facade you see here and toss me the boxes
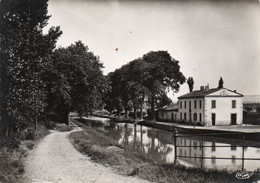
[178,87,243,126]
[157,105,178,122]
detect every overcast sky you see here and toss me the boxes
[46,0,260,102]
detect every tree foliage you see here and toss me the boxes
[0,0,62,131]
[106,50,185,119]
[45,41,110,122]
[187,77,194,93]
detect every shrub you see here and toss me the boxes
[55,123,73,132]
[44,120,56,129]
[24,128,36,140]
[0,138,20,150]
[0,147,25,183]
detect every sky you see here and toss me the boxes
[46,0,260,102]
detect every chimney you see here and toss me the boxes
[205,84,210,91]
[200,86,204,91]
[234,90,237,93]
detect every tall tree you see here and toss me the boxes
[45,41,110,123]
[107,51,185,120]
[187,77,194,93]
[141,51,185,119]
[218,77,224,88]
[0,0,62,136]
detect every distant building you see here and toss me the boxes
[178,86,244,126]
[157,104,178,122]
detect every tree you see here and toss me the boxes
[107,58,151,119]
[106,50,185,120]
[126,81,150,119]
[44,41,110,123]
[156,93,173,108]
[187,77,194,93]
[0,0,62,136]
[141,51,185,119]
[218,77,224,88]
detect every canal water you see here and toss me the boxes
[80,117,260,172]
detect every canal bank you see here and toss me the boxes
[92,115,260,140]
[71,117,260,183]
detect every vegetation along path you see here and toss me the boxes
[23,127,150,183]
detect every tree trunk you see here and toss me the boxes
[116,107,120,116]
[35,116,38,131]
[140,107,143,119]
[133,106,137,119]
[5,126,9,137]
[9,125,13,137]
[140,95,145,119]
[1,111,13,137]
[150,95,155,120]
[124,107,128,118]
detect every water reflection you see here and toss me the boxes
[80,117,260,172]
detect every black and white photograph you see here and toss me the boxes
[0,0,260,182]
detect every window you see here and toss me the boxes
[211,156,216,164]
[193,113,197,121]
[180,113,182,120]
[231,145,236,151]
[180,101,182,109]
[212,142,216,152]
[184,113,187,121]
[199,100,202,109]
[232,100,236,108]
[199,142,202,150]
[194,100,197,108]
[193,141,197,150]
[179,149,182,156]
[184,101,187,109]
[232,156,236,164]
[189,101,191,108]
[212,100,216,108]
[199,113,202,122]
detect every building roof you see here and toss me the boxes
[158,104,178,111]
[178,88,243,99]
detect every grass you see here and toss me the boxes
[69,120,260,183]
[55,123,73,132]
[0,121,50,183]
[0,140,27,183]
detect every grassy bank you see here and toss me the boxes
[0,121,73,183]
[0,121,49,183]
[69,121,259,183]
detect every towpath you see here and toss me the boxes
[155,121,260,133]
[23,127,150,183]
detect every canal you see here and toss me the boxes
[77,116,260,172]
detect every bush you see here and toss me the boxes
[44,120,56,129]
[0,138,20,150]
[24,128,35,140]
[55,123,73,132]
[0,147,25,183]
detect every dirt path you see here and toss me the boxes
[24,128,150,183]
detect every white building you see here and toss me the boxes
[157,104,178,122]
[178,86,243,126]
